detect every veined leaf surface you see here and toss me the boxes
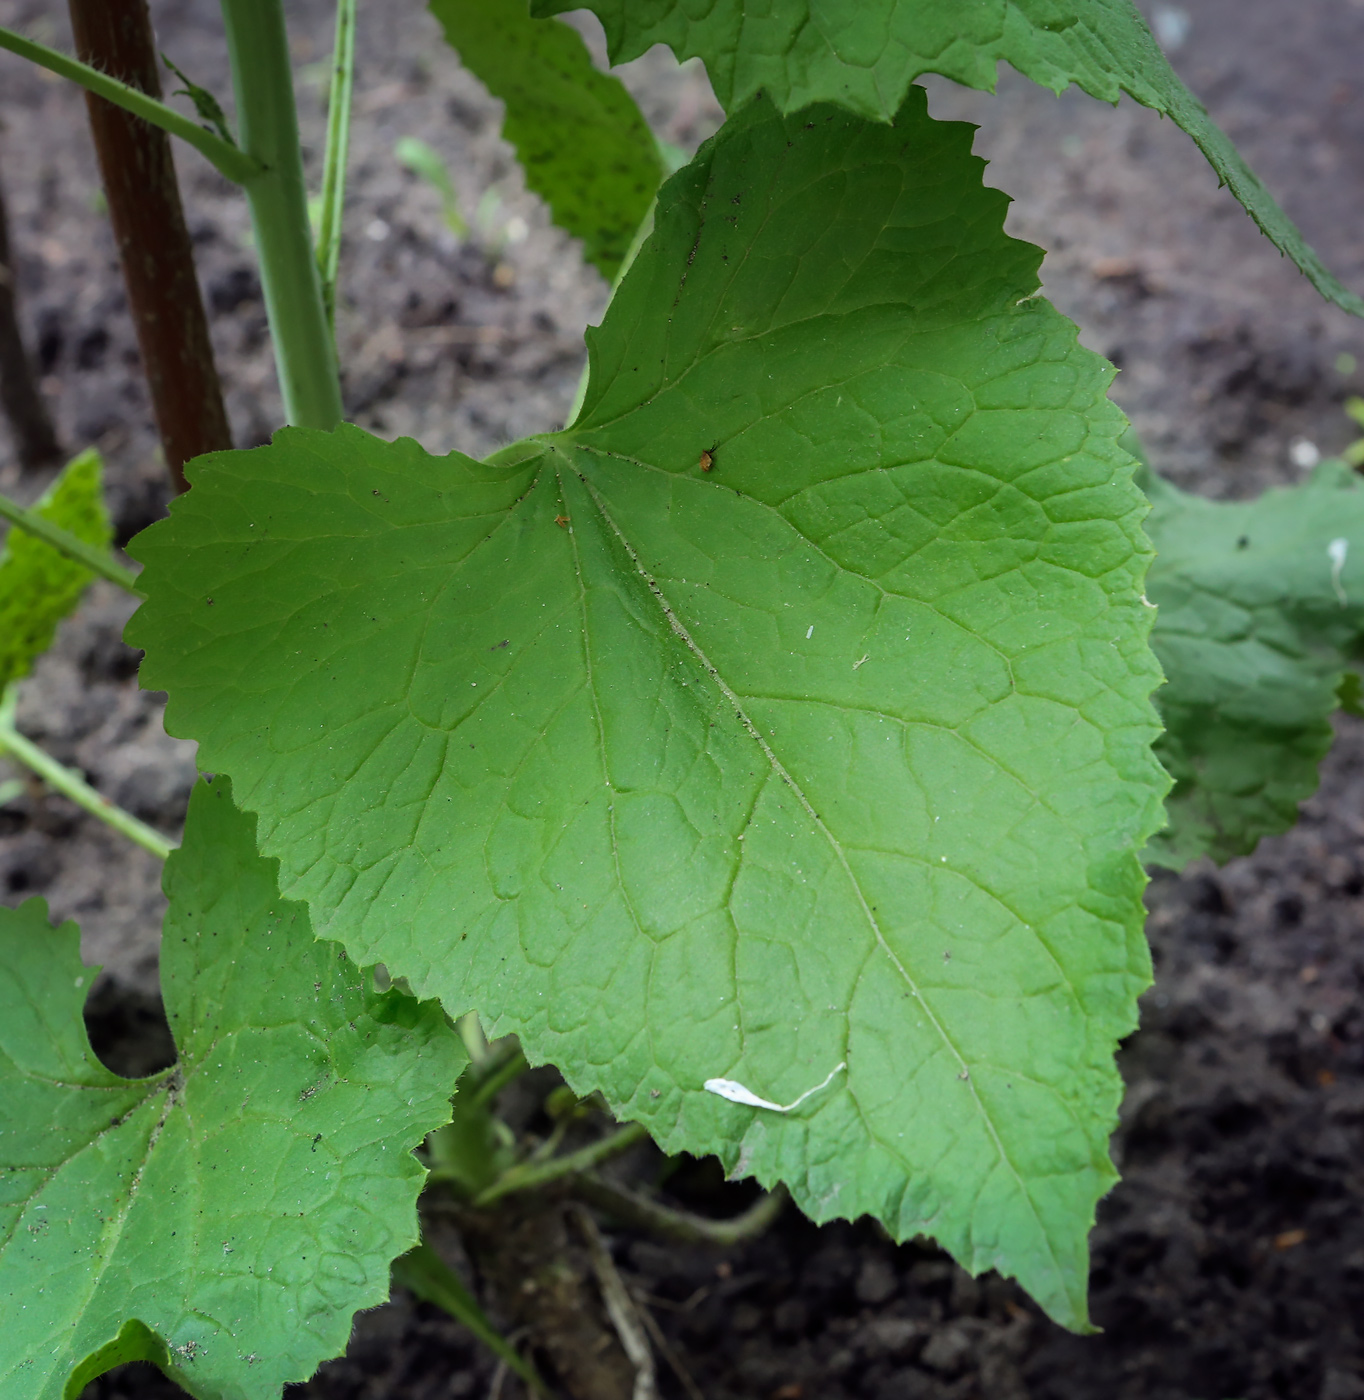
[1146,460,1364,868]
[533,0,1364,316]
[0,780,463,1399]
[129,90,1166,1329]
[429,0,663,279]
[0,448,110,691]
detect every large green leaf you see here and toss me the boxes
[428,0,663,279]
[0,779,464,1399]
[533,0,1363,317]
[1145,460,1364,868]
[0,448,111,691]
[128,90,1166,1329]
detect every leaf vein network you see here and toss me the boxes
[568,462,1055,1264]
[574,444,1020,683]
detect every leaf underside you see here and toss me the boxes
[129,89,1166,1330]
[531,0,1364,316]
[0,448,110,692]
[428,0,663,279]
[1145,461,1364,868]
[0,780,464,1400]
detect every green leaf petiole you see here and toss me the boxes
[0,685,175,861]
[0,487,142,597]
[0,25,260,185]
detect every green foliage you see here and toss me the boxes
[534,0,1364,316]
[429,0,663,278]
[162,54,236,146]
[395,136,469,236]
[1343,396,1364,467]
[1145,461,1364,868]
[128,90,1166,1330]
[392,1244,546,1394]
[0,779,464,1399]
[0,449,111,692]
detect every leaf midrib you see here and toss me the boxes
[559,447,1060,1280]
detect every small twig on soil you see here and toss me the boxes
[486,1332,533,1400]
[0,166,62,469]
[629,1292,704,1400]
[473,1122,648,1208]
[68,0,233,491]
[569,1172,788,1248]
[488,1359,507,1400]
[570,1206,657,1400]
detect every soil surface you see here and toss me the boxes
[3,2,1364,1398]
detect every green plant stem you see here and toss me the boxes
[570,1174,787,1247]
[219,0,343,429]
[0,489,142,595]
[473,1122,648,1207]
[457,1010,491,1066]
[0,687,175,860]
[392,1242,549,1397]
[316,0,356,329]
[0,25,259,185]
[469,1046,529,1108]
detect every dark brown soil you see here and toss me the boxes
[4,1,1364,1397]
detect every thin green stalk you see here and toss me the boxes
[469,1046,529,1108]
[473,1122,648,1208]
[0,25,259,185]
[316,0,356,329]
[219,0,343,429]
[457,1010,491,1066]
[392,1242,549,1397]
[0,686,175,860]
[0,489,142,596]
[571,1174,787,1247]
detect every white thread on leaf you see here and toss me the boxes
[1330,537,1349,606]
[703,1061,846,1113]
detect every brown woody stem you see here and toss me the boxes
[68,0,232,492]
